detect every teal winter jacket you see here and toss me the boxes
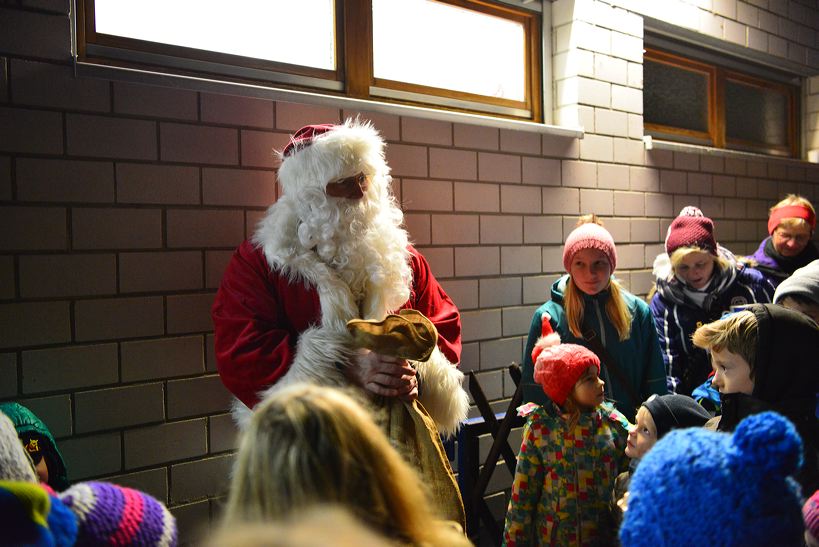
[522,276,667,422]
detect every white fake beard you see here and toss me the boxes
[294,183,411,318]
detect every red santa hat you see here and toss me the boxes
[282,124,336,157]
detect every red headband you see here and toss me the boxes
[768,204,816,235]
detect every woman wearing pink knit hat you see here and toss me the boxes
[521,215,667,422]
[649,206,774,396]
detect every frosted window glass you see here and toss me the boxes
[725,80,787,146]
[644,60,708,133]
[372,0,526,101]
[94,0,336,70]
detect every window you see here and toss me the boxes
[643,47,798,157]
[77,0,542,121]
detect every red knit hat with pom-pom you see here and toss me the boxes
[533,339,600,406]
[665,206,718,256]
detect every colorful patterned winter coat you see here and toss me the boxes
[503,401,630,547]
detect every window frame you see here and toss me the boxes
[643,47,799,158]
[76,0,543,122]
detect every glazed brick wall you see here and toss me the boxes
[2,0,819,544]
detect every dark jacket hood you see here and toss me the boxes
[750,303,818,404]
[718,304,819,492]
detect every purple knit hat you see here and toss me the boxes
[58,481,177,546]
[562,222,617,272]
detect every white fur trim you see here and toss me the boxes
[253,205,359,330]
[532,332,561,358]
[231,326,352,429]
[276,119,387,196]
[415,347,469,438]
[253,119,411,327]
[652,252,672,281]
[230,398,254,430]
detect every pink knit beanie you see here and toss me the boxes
[533,343,600,406]
[562,222,617,272]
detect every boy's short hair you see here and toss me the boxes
[691,311,758,377]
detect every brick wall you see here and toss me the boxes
[1,0,818,542]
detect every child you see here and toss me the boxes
[522,214,666,422]
[774,258,819,323]
[692,304,819,492]
[503,336,630,546]
[0,402,69,491]
[620,411,805,546]
[611,393,711,520]
[222,384,470,547]
[650,206,773,395]
[1,410,177,546]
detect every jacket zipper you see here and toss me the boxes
[592,300,613,397]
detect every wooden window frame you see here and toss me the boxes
[77,0,542,122]
[644,47,798,158]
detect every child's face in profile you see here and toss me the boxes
[710,348,754,396]
[625,406,657,459]
[572,365,605,409]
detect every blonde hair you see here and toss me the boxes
[564,212,631,341]
[207,506,392,547]
[770,194,816,232]
[223,384,465,546]
[691,311,758,376]
[669,246,730,273]
[564,278,632,341]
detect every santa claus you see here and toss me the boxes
[211,119,469,522]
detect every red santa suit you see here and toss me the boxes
[211,120,469,438]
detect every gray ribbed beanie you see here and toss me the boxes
[773,259,819,305]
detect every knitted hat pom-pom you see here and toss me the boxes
[731,412,803,477]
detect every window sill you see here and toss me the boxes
[76,62,584,139]
[643,136,812,165]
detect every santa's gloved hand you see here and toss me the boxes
[346,348,418,401]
